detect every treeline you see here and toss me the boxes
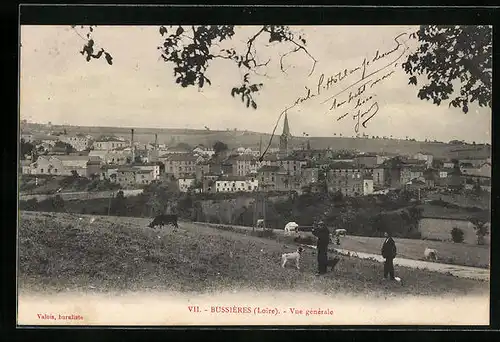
[19,185,424,239]
[19,183,489,240]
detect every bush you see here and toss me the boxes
[451,227,465,243]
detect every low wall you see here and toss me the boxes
[418,217,490,245]
[19,189,143,202]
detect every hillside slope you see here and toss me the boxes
[19,211,488,297]
[24,123,490,159]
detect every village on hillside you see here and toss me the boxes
[19,115,491,197]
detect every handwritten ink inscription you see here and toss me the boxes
[290,31,416,134]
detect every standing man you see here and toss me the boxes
[381,231,397,280]
[312,220,330,275]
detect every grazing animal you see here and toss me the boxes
[281,246,304,270]
[424,248,438,261]
[256,219,265,229]
[148,214,178,229]
[284,221,299,234]
[335,229,347,236]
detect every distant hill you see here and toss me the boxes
[21,123,491,160]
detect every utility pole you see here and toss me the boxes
[107,192,113,216]
[263,189,267,229]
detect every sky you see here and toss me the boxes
[20,25,492,143]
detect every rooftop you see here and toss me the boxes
[329,162,358,169]
[258,165,282,172]
[218,176,247,181]
[96,136,126,142]
[160,153,198,161]
[51,155,90,161]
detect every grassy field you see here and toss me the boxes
[18,211,488,297]
[338,236,490,269]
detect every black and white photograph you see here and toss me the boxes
[17,15,491,325]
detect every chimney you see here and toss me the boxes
[131,128,135,163]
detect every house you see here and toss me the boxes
[461,162,491,192]
[88,148,132,165]
[193,146,216,158]
[20,160,31,175]
[159,153,198,179]
[134,169,155,185]
[442,160,455,169]
[202,173,219,193]
[147,149,160,163]
[354,154,380,168]
[290,149,334,162]
[131,163,161,180]
[226,154,260,177]
[86,157,103,178]
[257,165,291,192]
[195,162,211,181]
[276,157,308,176]
[178,177,197,192]
[30,156,68,176]
[372,158,422,189]
[59,134,92,151]
[300,167,319,186]
[363,176,374,195]
[106,147,133,165]
[459,157,490,168]
[99,165,119,181]
[326,162,363,196]
[93,137,128,150]
[409,165,426,182]
[88,149,108,162]
[215,175,259,193]
[257,154,279,168]
[413,152,434,168]
[21,132,34,143]
[164,145,193,154]
[461,162,491,178]
[115,167,154,186]
[372,159,407,189]
[423,168,438,188]
[56,155,90,170]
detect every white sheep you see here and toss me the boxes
[424,248,438,262]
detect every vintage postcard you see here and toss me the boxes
[18,23,491,326]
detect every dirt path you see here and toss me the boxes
[321,248,489,281]
[183,221,490,281]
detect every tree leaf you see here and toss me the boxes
[159,26,167,36]
[176,26,184,36]
[104,52,113,65]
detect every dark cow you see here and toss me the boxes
[148,214,178,229]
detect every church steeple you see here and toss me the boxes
[282,113,290,137]
[279,112,292,155]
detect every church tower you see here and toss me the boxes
[279,112,292,155]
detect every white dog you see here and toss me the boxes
[424,248,438,261]
[281,246,304,270]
